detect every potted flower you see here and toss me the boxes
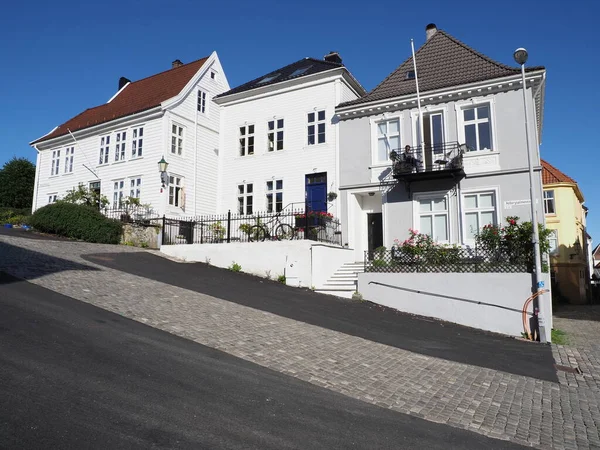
[294,211,334,228]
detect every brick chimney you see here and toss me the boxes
[172,59,184,69]
[324,51,342,64]
[426,23,437,41]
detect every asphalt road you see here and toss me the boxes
[0,271,527,450]
[84,251,558,382]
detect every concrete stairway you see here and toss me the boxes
[316,262,365,298]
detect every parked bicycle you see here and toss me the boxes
[247,210,296,242]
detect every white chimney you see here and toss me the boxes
[426,23,437,41]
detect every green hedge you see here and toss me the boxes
[29,202,122,244]
[0,207,31,223]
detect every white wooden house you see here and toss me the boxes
[30,52,229,217]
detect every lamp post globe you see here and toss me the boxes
[514,48,528,65]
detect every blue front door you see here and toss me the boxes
[305,173,327,213]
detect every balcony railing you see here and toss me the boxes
[390,142,466,180]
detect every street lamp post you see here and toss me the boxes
[514,47,548,343]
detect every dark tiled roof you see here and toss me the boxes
[216,58,343,98]
[542,160,577,184]
[340,29,545,108]
[33,57,209,144]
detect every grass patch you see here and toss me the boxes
[552,328,568,345]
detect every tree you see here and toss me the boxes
[62,184,109,209]
[0,157,36,209]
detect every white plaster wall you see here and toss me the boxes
[161,240,314,286]
[358,272,552,337]
[311,244,355,288]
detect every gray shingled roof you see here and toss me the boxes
[339,29,544,108]
[216,58,344,98]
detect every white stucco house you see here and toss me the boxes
[30,52,230,217]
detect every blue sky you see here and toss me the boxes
[1,0,598,240]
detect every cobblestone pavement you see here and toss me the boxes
[1,235,600,449]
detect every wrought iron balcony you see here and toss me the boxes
[390,142,466,181]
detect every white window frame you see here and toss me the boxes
[99,135,110,165]
[130,177,142,199]
[371,115,401,165]
[412,191,452,244]
[113,179,125,207]
[168,175,184,208]
[307,109,326,145]
[197,89,207,114]
[170,124,184,156]
[455,98,497,153]
[132,127,144,158]
[239,124,255,156]
[268,118,284,152]
[460,187,500,244]
[48,193,58,204]
[50,150,61,176]
[63,147,74,174]
[543,190,556,215]
[266,179,283,213]
[237,182,254,215]
[114,131,127,162]
[548,229,559,255]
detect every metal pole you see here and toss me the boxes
[227,210,231,243]
[520,63,548,343]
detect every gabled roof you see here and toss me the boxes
[542,159,577,185]
[216,57,344,98]
[340,29,544,108]
[32,57,209,144]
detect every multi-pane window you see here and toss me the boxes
[64,147,74,173]
[171,125,184,156]
[308,110,326,145]
[268,119,284,151]
[99,136,110,164]
[376,118,400,163]
[548,230,559,255]
[197,90,207,114]
[237,183,253,215]
[266,180,283,212]
[50,150,60,176]
[418,196,449,242]
[113,180,125,207]
[48,194,58,204]
[169,176,183,207]
[463,191,497,241]
[544,190,555,214]
[239,125,255,156]
[130,177,141,199]
[132,127,143,158]
[114,131,127,161]
[463,105,492,151]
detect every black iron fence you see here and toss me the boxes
[161,209,342,246]
[101,205,161,225]
[365,245,532,273]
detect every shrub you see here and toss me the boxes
[229,262,242,272]
[6,215,29,226]
[0,207,31,222]
[29,202,122,244]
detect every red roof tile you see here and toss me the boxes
[542,159,576,185]
[33,57,209,144]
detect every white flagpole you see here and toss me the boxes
[411,39,424,157]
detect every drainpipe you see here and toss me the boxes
[456,181,463,245]
[194,92,199,216]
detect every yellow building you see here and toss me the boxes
[542,160,590,304]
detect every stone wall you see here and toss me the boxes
[121,223,161,249]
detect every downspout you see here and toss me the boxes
[456,181,463,246]
[194,92,199,216]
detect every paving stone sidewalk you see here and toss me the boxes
[1,235,600,449]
